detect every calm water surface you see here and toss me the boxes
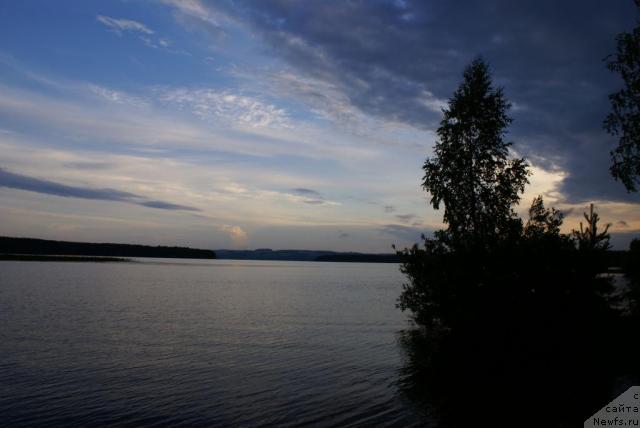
[0,259,430,427]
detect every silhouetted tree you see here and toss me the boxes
[397,194,625,425]
[422,58,529,250]
[624,238,640,319]
[523,195,565,241]
[604,0,640,192]
[397,195,608,329]
[397,58,636,428]
[399,59,530,328]
[572,203,612,251]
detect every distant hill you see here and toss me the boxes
[315,253,400,263]
[215,249,332,261]
[0,237,399,263]
[0,237,216,259]
[215,249,399,263]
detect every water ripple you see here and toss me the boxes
[0,260,429,427]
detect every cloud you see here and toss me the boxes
[161,0,233,40]
[96,15,180,52]
[219,224,248,246]
[159,87,290,128]
[290,187,322,198]
[254,71,375,131]
[286,187,337,206]
[138,200,200,211]
[338,231,349,238]
[97,15,154,36]
[0,167,136,200]
[0,64,385,169]
[0,82,306,159]
[395,214,416,223]
[379,224,425,242]
[0,167,199,212]
[63,161,114,171]
[174,0,640,205]
[384,205,396,213]
[88,84,148,107]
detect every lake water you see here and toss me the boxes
[0,259,430,427]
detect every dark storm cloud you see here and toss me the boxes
[201,0,640,203]
[0,168,200,212]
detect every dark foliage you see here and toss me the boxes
[398,232,640,426]
[397,198,612,331]
[397,59,640,426]
[572,203,612,251]
[625,238,640,319]
[604,0,640,192]
[422,58,529,251]
[397,202,636,427]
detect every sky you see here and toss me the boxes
[0,0,639,252]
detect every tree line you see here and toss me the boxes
[394,8,640,423]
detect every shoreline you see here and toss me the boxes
[0,254,131,263]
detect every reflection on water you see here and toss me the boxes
[3,258,637,426]
[0,259,430,427]
[396,296,640,427]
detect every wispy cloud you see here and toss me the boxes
[395,214,416,223]
[287,187,337,206]
[96,15,180,52]
[159,88,290,129]
[379,224,425,241]
[88,84,148,107]
[290,188,322,198]
[264,71,369,129]
[0,83,291,158]
[139,200,197,211]
[199,1,640,205]
[62,161,114,171]
[97,15,154,36]
[0,167,199,212]
[161,0,232,40]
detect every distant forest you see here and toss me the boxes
[0,237,401,262]
[214,249,400,263]
[0,237,216,259]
